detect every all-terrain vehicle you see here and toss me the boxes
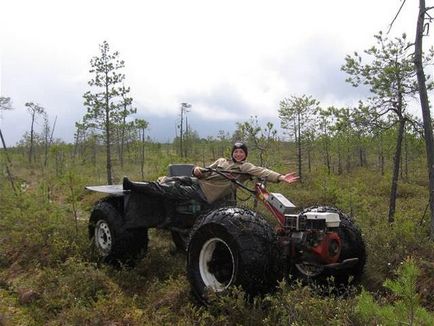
[86,164,366,303]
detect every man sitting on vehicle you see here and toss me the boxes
[123,142,298,203]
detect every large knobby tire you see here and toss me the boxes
[334,214,366,284]
[294,207,366,286]
[187,207,281,304]
[89,200,149,266]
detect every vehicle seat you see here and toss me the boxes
[168,164,195,177]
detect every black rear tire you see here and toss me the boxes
[334,215,366,283]
[187,207,281,304]
[89,200,149,266]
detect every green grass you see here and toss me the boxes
[0,149,433,325]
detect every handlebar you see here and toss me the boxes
[201,167,257,194]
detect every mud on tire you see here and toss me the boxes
[187,207,281,304]
[334,213,366,283]
[89,200,149,266]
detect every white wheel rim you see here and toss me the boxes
[199,238,235,292]
[95,220,112,256]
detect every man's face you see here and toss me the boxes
[232,148,246,162]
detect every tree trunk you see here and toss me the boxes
[140,129,145,180]
[105,82,112,185]
[363,148,368,167]
[296,113,302,181]
[29,112,35,164]
[404,133,408,179]
[377,134,385,175]
[73,129,80,160]
[346,135,351,173]
[180,108,184,158]
[44,131,49,168]
[338,147,342,175]
[325,138,331,175]
[359,143,364,167]
[184,117,189,158]
[0,128,16,193]
[297,129,302,180]
[44,116,56,168]
[415,0,434,240]
[388,118,405,223]
[307,144,311,173]
[120,111,126,169]
[380,151,385,176]
[400,143,404,179]
[346,149,351,173]
[92,141,97,167]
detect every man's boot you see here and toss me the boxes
[123,177,153,193]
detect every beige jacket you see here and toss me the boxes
[197,158,282,203]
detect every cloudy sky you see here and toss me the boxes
[0,0,423,144]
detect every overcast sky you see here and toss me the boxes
[0,0,424,144]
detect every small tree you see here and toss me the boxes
[279,95,319,181]
[73,121,86,160]
[42,113,57,168]
[331,107,354,174]
[316,107,336,174]
[0,97,13,158]
[178,102,191,158]
[25,102,45,164]
[342,32,433,222]
[0,97,16,193]
[135,118,149,180]
[116,84,136,168]
[235,116,277,166]
[217,130,231,158]
[83,41,127,184]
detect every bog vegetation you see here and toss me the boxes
[1,7,434,324]
[1,126,433,324]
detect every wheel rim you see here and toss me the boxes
[94,220,112,256]
[199,238,235,292]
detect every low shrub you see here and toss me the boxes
[355,257,434,325]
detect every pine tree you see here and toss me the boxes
[83,41,127,184]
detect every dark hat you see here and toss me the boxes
[232,142,248,161]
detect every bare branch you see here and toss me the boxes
[49,116,57,144]
[406,116,424,136]
[388,0,407,34]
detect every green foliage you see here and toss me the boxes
[35,258,111,312]
[82,40,140,184]
[0,182,88,270]
[200,282,358,326]
[234,116,277,167]
[278,95,320,180]
[1,134,434,324]
[356,258,434,325]
[341,31,434,223]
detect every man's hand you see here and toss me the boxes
[193,166,203,177]
[279,172,299,184]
